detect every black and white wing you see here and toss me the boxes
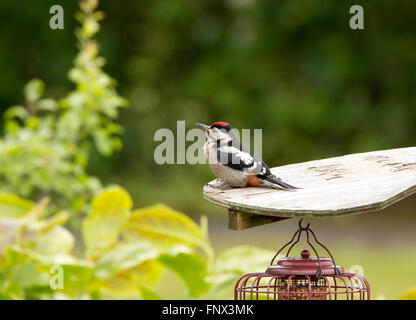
[216,143,297,189]
[216,145,270,175]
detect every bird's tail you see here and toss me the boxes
[258,174,298,190]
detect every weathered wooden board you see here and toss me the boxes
[203,147,416,230]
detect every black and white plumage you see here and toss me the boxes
[197,122,297,190]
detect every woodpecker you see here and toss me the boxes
[197,122,297,190]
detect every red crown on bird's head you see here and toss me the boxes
[210,122,231,129]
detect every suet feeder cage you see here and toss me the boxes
[234,220,370,300]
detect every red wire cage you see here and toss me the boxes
[234,220,370,300]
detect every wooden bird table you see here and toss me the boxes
[203,147,416,230]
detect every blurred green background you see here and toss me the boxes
[1,0,416,299]
[2,0,415,211]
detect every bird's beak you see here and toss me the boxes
[196,123,209,131]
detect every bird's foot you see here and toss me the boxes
[207,179,234,190]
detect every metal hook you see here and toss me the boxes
[268,218,340,277]
[298,218,310,230]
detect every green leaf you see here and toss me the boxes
[158,252,210,298]
[215,245,274,274]
[4,106,28,120]
[99,260,163,296]
[44,264,95,298]
[204,273,237,300]
[398,287,416,300]
[206,246,275,299]
[139,286,161,300]
[2,247,50,289]
[24,79,45,103]
[94,242,160,279]
[0,219,23,251]
[32,225,75,256]
[36,99,59,112]
[82,186,132,259]
[0,193,34,219]
[122,204,206,251]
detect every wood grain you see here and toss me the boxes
[203,147,416,225]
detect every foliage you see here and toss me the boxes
[0,187,273,299]
[398,287,416,300]
[0,1,276,300]
[0,0,127,214]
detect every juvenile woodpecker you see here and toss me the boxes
[197,122,297,190]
